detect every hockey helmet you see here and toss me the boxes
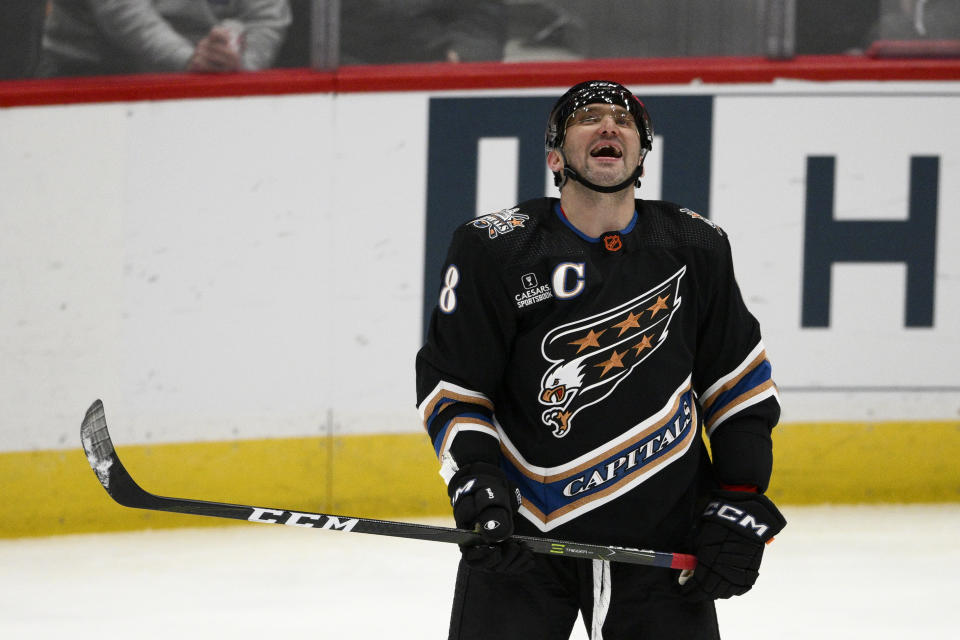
[544,80,653,157]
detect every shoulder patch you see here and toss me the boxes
[679,208,725,237]
[468,207,531,240]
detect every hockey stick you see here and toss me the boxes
[81,399,696,571]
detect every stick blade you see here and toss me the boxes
[81,399,118,491]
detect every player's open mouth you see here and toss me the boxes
[590,145,622,158]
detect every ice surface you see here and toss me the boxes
[0,504,957,639]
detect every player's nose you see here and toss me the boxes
[598,114,620,134]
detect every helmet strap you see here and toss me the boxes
[558,164,644,194]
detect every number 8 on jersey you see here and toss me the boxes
[439,265,460,314]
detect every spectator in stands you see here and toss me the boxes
[37,0,292,77]
[339,0,507,64]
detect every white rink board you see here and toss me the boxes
[1,82,958,452]
[710,91,960,422]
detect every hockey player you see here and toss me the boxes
[415,80,786,639]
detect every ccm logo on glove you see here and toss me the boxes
[703,500,773,538]
[680,490,786,600]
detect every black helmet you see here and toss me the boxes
[544,80,654,193]
[544,80,653,156]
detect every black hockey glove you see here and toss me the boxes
[448,462,533,573]
[680,490,786,600]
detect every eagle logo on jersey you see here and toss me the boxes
[538,267,686,438]
[471,207,531,239]
[679,208,724,236]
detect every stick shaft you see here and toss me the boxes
[81,399,696,571]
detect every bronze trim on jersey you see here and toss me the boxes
[701,350,768,411]
[520,403,697,527]
[436,416,499,458]
[705,379,777,432]
[500,381,693,485]
[419,386,494,431]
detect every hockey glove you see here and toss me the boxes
[680,490,786,600]
[448,462,533,573]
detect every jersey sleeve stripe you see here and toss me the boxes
[417,380,494,430]
[700,342,767,409]
[705,357,773,416]
[705,381,780,436]
[432,415,500,459]
[422,398,456,435]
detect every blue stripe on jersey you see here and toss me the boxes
[502,390,695,525]
[703,359,773,426]
[424,398,456,435]
[431,412,494,457]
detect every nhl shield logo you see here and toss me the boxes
[537,267,686,438]
[602,232,623,253]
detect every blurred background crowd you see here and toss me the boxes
[1,0,959,80]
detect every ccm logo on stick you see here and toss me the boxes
[248,508,359,531]
[704,501,769,537]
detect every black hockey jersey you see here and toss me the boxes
[415,198,779,549]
